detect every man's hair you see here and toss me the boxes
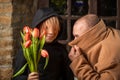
[78,14,100,28]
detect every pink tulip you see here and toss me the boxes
[24,40,32,48]
[32,28,39,38]
[41,49,48,58]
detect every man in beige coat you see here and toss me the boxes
[68,14,120,80]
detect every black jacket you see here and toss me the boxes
[13,42,74,80]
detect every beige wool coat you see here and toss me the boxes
[69,20,120,80]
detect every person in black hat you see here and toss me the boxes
[13,7,74,80]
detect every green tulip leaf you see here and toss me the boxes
[20,31,25,42]
[40,35,45,49]
[13,63,27,78]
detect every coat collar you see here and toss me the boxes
[68,19,109,52]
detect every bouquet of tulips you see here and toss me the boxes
[13,25,49,77]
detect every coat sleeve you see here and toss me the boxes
[12,49,28,80]
[70,52,120,80]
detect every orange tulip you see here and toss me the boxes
[13,25,47,78]
[24,33,31,41]
[32,28,39,38]
[23,26,31,34]
[41,49,48,58]
[24,40,32,48]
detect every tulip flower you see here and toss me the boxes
[13,25,48,78]
[41,49,49,58]
[24,33,31,41]
[24,40,32,48]
[23,25,31,34]
[41,49,49,69]
[32,28,39,38]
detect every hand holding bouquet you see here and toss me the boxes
[13,25,49,77]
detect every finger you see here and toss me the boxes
[31,75,39,79]
[74,45,81,54]
[28,72,39,80]
[70,47,75,54]
[28,75,39,80]
[29,72,39,76]
[69,47,76,57]
[74,45,79,50]
[68,48,74,60]
[74,45,80,52]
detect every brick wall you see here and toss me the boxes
[0,0,38,80]
[0,0,13,79]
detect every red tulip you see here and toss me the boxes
[32,28,39,38]
[24,40,32,48]
[24,33,31,41]
[41,49,48,58]
[23,26,31,34]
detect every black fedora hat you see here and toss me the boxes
[32,7,58,27]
